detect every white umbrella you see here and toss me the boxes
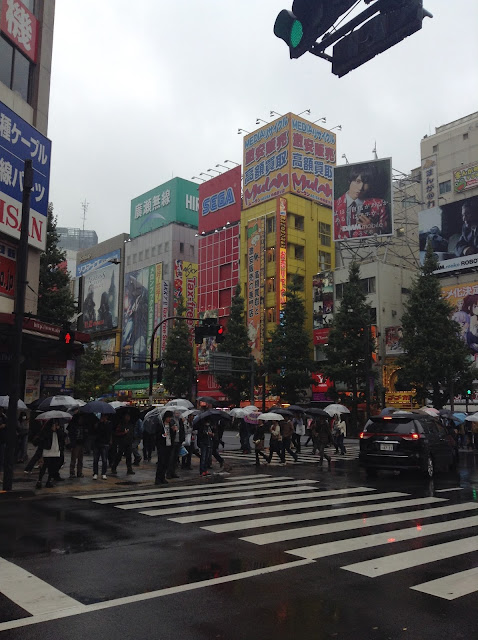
[0,395,27,410]
[36,410,72,421]
[257,412,284,421]
[420,407,440,416]
[181,408,201,419]
[465,413,478,422]
[242,405,260,413]
[165,399,194,409]
[109,401,129,409]
[324,404,350,415]
[229,407,247,418]
[37,395,81,411]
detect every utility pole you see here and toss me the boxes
[3,160,33,491]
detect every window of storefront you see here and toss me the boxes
[0,35,33,103]
[319,222,331,246]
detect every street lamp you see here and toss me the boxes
[237,128,250,135]
[313,117,326,124]
[216,163,229,171]
[224,159,240,166]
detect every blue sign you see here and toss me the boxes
[76,249,121,277]
[0,100,51,217]
[202,187,236,216]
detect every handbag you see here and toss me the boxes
[179,445,188,457]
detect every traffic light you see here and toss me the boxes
[59,325,76,358]
[215,325,225,343]
[274,0,357,59]
[194,325,204,345]
[332,0,432,77]
[467,388,473,396]
[156,363,163,383]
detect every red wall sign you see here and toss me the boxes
[1,0,38,63]
[198,166,242,234]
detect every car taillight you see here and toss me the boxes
[359,432,373,439]
[401,433,423,440]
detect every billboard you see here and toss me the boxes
[385,326,404,356]
[418,195,478,273]
[454,162,478,194]
[122,267,152,371]
[79,250,120,333]
[198,166,241,234]
[242,113,336,209]
[246,219,265,360]
[0,100,51,249]
[93,337,116,365]
[421,155,438,210]
[173,259,198,343]
[333,158,393,241]
[1,0,38,62]
[276,197,287,315]
[313,271,334,330]
[130,177,199,239]
[442,282,478,361]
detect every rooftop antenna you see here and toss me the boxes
[81,199,89,231]
[372,142,378,160]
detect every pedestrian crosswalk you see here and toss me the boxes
[75,473,478,601]
[221,443,360,466]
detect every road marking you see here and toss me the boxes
[434,488,464,493]
[97,478,317,505]
[287,514,478,559]
[0,559,314,632]
[344,536,478,579]
[204,496,445,533]
[75,474,280,500]
[411,565,478,600]
[0,557,86,616]
[242,502,474,545]
[171,487,380,524]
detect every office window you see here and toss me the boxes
[0,36,32,104]
[432,144,438,153]
[145,249,149,259]
[266,277,276,293]
[126,256,131,266]
[267,307,277,323]
[190,244,194,256]
[180,242,184,253]
[266,247,276,262]
[318,250,331,270]
[294,245,304,261]
[319,221,331,246]
[138,251,143,261]
[266,216,276,233]
[336,277,375,300]
[463,133,469,140]
[132,253,137,264]
[151,246,156,257]
[158,244,163,254]
[294,215,304,231]
[163,263,169,275]
[164,241,170,252]
[439,180,451,194]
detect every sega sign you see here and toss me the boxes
[198,165,241,234]
[202,187,235,216]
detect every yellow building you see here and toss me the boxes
[240,194,335,361]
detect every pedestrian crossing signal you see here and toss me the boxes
[216,325,225,343]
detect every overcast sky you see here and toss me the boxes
[47,1,478,242]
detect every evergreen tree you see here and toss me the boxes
[263,275,315,403]
[322,261,375,429]
[215,284,253,406]
[162,296,195,398]
[37,204,76,322]
[74,343,114,400]
[398,242,474,408]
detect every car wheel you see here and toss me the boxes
[422,454,434,478]
[366,467,378,478]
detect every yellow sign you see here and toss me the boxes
[243,113,336,209]
[246,219,265,360]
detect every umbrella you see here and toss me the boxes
[109,401,129,410]
[80,401,116,415]
[452,412,467,423]
[379,407,396,416]
[36,410,72,422]
[420,407,440,416]
[180,408,200,419]
[37,395,81,411]
[114,405,141,422]
[244,411,260,425]
[287,405,306,413]
[272,408,294,417]
[165,399,194,409]
[324,404,350,415]
[228,407,247,418]
[197,396,216,406]
[242,405,260,413]
[0,395,27,410]
[465,413,478,422]
[193,409,232,426]
[257,412,284,421]
[305,407,330,417]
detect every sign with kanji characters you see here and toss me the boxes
[454,161,478,194]
[242,113,336,210]
[246,219,265,360]
[130,177,199,239]
[421,155,438,209]
[0,240,16,297]
[0,0,38,63]
[276,197,287,316]
[0,100,51,249]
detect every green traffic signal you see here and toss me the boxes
[274,10,304,50]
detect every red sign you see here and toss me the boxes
[1,0,38,63]
[313,328,330,345]
[0,252,16,297]
[311,372,333,394]
[198,166,241,234]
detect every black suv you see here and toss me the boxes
[359,411,457,478]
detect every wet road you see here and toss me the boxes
[0,441,477,640]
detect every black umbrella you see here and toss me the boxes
[287,405,306,413]
[197,396,216,406]
[193,409,232,426]
[305,407,330,417]
[272,408,294,417]
[114,405,141,423]
[379,407,396,416]
[80,401,116,415]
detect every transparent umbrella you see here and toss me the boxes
[0,395,27,410]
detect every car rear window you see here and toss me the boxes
[364,418,421,434]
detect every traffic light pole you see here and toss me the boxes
[3,160,33,491]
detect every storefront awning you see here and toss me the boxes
[113,379,149,391]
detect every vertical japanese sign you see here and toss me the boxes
[160,281,170,356]
[421,155,438,209]
[276,198,287,317]
[0,240,16,297]
[183,261,198,343]
[154,263,163,360]
[173,259,183,312]
[147,265,156,361]
[0,0,38,62]
[0,101,51,249]
[247,219,265,360]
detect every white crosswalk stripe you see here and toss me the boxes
[222,443,359,466]
[76,474,478,600]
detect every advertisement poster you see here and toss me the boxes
[93,337,116,365]
[197,310,218,370]
[24,370,41,405]
[385,326,404,356]
[0,241,16,298]
[442,282,478,360]
[418,195,478,273]
[454,161,478,194]
[276,198,287,316]
[243,113,336,209]
[312,271,334,330]
[333,158,393,241]
[246,219,265,360]
[154,263,163,360]
[122,268,150,371]
[82,261,119,332]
